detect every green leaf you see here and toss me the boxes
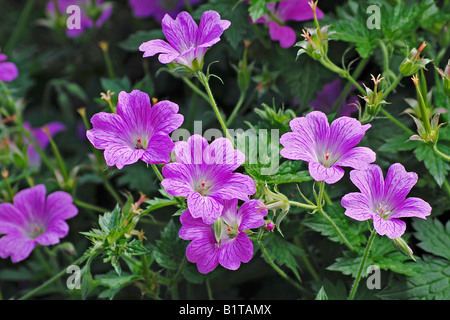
[315,286,329,300]
[152,220,187,270]
[303,203,367,248]
[96,271,140,300]
[261,234,305,282]
[414,144,449,186]
[327,236,417,278]
[413,219,450,261]
[378,133,420,153]
[378,255,450,300]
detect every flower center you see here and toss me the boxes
[320,151,336,167]
[28,222,46,239]
[134,138,147,150]
[212,218,239,248]
[195,180,211,195]
[375,203,392,220]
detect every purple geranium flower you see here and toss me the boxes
[252,0,324,48]
[341,163,432,239]
[139,10,231,71]
[86,90,184,169]
[161,134,256,224]
[0,184,78,263]
[24,122,66,167]
[46,0,112,37]
[0,47,18,82]
[280,111,376,184]
[179,198,267,274]
[310,78,359,116]
[128,0,202,21]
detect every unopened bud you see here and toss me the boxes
[399,42,432,76]
[392,237,415,261]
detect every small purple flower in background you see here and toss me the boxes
[0,184,78,263]
[341,163,431,239]
[252,0,324,48]
[24,122,66,167]
[128,0,202,21]
[280,111,376,184]
[161,134,256,224]
[0,47,18,82]
[310,78,359,116]
[139,10,230,71]
[179,199,267,274]
[86,89,184,169]
[46,0,112,37]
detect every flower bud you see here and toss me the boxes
[361,74,387,118]
[436,60,450,98]
[392,237,415,261]
[399,42,432,76]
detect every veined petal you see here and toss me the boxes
[335,146,376,170]
[219,233,253,270]
[391,197,431,219]
[308,161,344,184]
[86,112,129,150]
[173,134,208,164]
[162,11,198,53]
[383,163,418,208]
[139,39,180,64]
[141,133,174,164]
[328,116,370,156]
[238,199,267,231]
[186,192,223,224]
[185,235,220,274]
[305,111,330,151]
[104,143,145,169]
[196,10,230,48]
[280,131,315,162]
[179,209,212,240]
[204,137,245,171]
[341,192,373,221]
[149,100,184,134]
[349,165,384,202]
[373,214,406,239]
[209,172,256,200]
[161,163,194,197]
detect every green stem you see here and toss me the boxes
[205,279,214,300]
[348,229,377,300]
[289,201,318,210]
[382,73,403,99]
[74,199,107,213]
[103,178,123,206]
[226,89,246,127]
[378,108,414,135]
[182,77,210,104]
[433,144,450,162]
[331,57,369,114]
[257,235,306,293]
[4,0,35,54]
[318,207,356,252]
[151,164,164,182]
[196,71,235,146]
[47,129,69,186]
[19,255,87,300]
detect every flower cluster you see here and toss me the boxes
[280,110,431,238]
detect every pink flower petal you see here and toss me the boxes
[186,192,223,224]
[373,214,406,239]
[308,161,344,184]
[268,22,297,48]
[341,192,373,221]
